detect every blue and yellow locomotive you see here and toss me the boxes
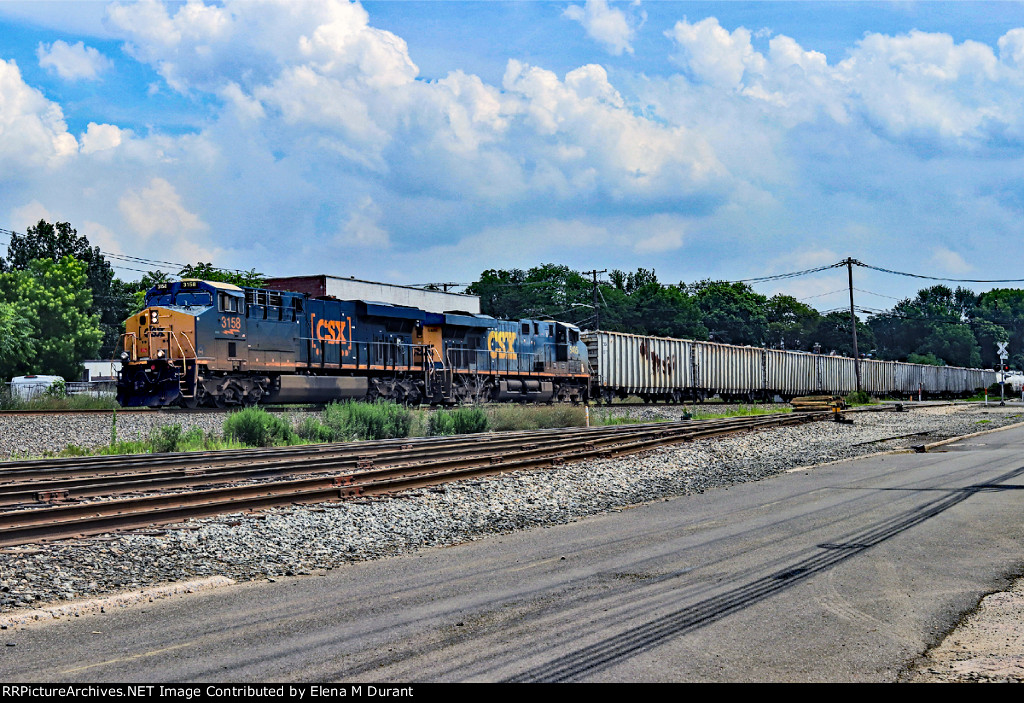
[116,280,589,407]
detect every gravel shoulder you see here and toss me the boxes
[1,402,1023,681]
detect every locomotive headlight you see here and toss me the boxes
[150,311,159,324]
[156,349,166,359]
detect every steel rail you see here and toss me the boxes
[0,414,790,483]
[0,415,816,505]
[0,412,832,547]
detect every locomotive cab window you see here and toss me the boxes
[218,293,240,313]
[522,322,530,336]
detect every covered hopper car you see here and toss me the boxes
[583,330,995,404]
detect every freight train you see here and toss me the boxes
[584,330,995,404]
[116,279,996,408]
[116,279,589,407]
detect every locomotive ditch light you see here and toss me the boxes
[120,350,130,361]
[156,349,166,359]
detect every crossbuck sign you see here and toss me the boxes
[997,341,1009,360]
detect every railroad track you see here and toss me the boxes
[0,410,863,548]
[0,405,322,416]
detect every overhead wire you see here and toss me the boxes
[855,261,1024,284]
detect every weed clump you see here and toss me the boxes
[845,390,873,406]
[428,407,490,436]
[486,405,586,431]
[319,400,413,441]
[223,407,297,447]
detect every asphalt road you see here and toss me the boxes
[3,426,1024,682]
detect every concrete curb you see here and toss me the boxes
[915,418,1024,452]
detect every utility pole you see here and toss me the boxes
[844,257,862,392]
[582,269,607,330]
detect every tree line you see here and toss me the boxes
[466,264,1023,370]
[0,223,1018,381]
[0,220,263,381]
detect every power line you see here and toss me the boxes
[855,261,1024,284]
[0,227,260,279]
[732,262,843,283]
[853,287,902,301]
[798,287,848,301]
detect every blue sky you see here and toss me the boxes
[2,1,1024,316]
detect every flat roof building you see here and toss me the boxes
[263,275,480,315]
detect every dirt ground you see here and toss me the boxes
[904,577,1024,682]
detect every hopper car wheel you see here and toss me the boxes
[178,396,200,410]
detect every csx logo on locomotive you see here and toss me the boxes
[313,315,353,349]
[488,330,517,360]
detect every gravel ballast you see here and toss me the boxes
[0,403,1021,620]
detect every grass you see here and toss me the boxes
[39,396,796,460]
[59,424,248,457]
[486,404,587,431]
[428,407,490,436]
[684,405,791,420]
[0,393,119,411]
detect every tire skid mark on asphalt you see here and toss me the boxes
[504,464,1024,682]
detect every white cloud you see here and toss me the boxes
[0,59,77,177]
[79,123,125,154]
[929,247,974,274]
[36,40,112,81]
[81,220,123,255]
[118,177,206,239]
[336,196,390,248]
[664,17,1024,145]
[10,201,55,230]
[5,3,1024,293]
[563,0,642,56]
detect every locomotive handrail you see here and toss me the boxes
[120,333,138,362]
[176,331,198,360]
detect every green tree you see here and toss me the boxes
[765,295,821,350]
[973,289,1024,367]
[868,285,981,366]
[814,311,875,357]
[178,262,265,288]
[467,264,592,326]
[687,280,769,345]
[0,220,136,357]
[0,301,35,380]
[0,257,102,379]
[916,325,982,368]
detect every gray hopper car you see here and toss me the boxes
[583,330,995,403]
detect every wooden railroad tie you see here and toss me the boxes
[790,395,847,413]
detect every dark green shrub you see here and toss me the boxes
[223,407,297,446]
[321,400,412,441]
[845,390,873,406]
[486,405,586,431]
[150,424,184,453]
[296,416,335,443]
[428,407,490,436]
